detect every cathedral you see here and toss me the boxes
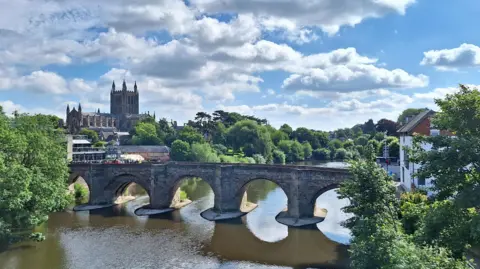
[65,80,151,134]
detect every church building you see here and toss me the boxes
[65,80,151,134]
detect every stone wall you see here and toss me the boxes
[69,162,350,226]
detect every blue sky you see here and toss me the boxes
[1,0,479,130]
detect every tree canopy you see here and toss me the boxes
[0,109,71,245]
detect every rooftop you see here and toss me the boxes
[397,109,435,134]
[118,145,170,153]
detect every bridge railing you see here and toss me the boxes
[69,161,350,172]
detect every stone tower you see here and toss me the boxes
[110,80,139,115]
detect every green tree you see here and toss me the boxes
[388,139,400,158]
[0,110,71,245]
[302,141,313,159]
[278,140,304,162]
[339,146,469,269]
[132,122,162,145]
[334,148,347,160]
[354,136,368,146]
[212,144,228,155]
[342,140,354,150]
[178,126,205,145]
[362,119,376,135]
[272,150,286,164]
[279,123,293,137]
[226,120,273,161]
[79,128,99,143]
[252,154,266,164]
[211,122,227,145]
[373,132,385,142]
[170,140,191,161]
[328,139,343,150]
[312,148,330,160]
[191,143,220,163]
[271,129,289,146]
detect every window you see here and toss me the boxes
[404,151,410,169]
[418,177,425,186]
[430,129,440,136]
[402,167,405,182]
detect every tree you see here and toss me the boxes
[312,148,330,160]
[178,126,205,145]
[190,143,220,163]
[252,154,266,164]
[334,148,347,160]
[342,140,354,150]
[388,138,400,158]
[277,140,304,162]
[132,122,162,145]
[328,139,342,150]
[79,128,99,143]
[302,141,313,159]
[314,131,329,148]
[272,150,286,164]
[338,146,469,269]
[376,118,398,136]
[170,140,191,161]
[0,110,71,245]
[226,120,273,161]
[279,124,293,137]
[373,132,385,142]
[362,119,376,135]
[271,129,289,146]
[354,136,368,146]
[211,122,227,145]
[410,85,480,257]
[397,108,428,125]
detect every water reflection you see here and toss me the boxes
[0,167,351,269]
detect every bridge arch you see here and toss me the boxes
[168,175,216,206]
[234,177,292,213]
[103,173,152,204]
[307,183,340,219]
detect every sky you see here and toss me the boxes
[1,0,480,131]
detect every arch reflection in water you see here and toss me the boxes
[243,180,289,242]
[316,189,352,245]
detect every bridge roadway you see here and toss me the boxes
[69,162,350,227]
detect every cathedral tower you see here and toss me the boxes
[110,80,139,115]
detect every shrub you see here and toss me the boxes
[74,183,88,199]
[272,150,286,164]
[334,148,347,160]
[312,148,330,160]
[252,154,266,164]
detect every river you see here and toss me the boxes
[0,162,352,269]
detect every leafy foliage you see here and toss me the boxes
[170,140,191,161]
[0,110,71,245]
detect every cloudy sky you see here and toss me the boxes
[0,0,479,130]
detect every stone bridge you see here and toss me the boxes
[69,162,350,227]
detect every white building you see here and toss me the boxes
[398,110,442,192]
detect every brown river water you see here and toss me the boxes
[0,162,352,269]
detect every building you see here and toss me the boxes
[118,145,170,162]
[67,135,105,162]
[397,109,452,191]
[65,80,151,134]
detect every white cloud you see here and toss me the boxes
[421,44,480,70]
[191,0,415,35]
[283,64,428,92]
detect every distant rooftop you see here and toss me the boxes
[118,145,170,153]
[397,110,435,134]
[72,139,91,144]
